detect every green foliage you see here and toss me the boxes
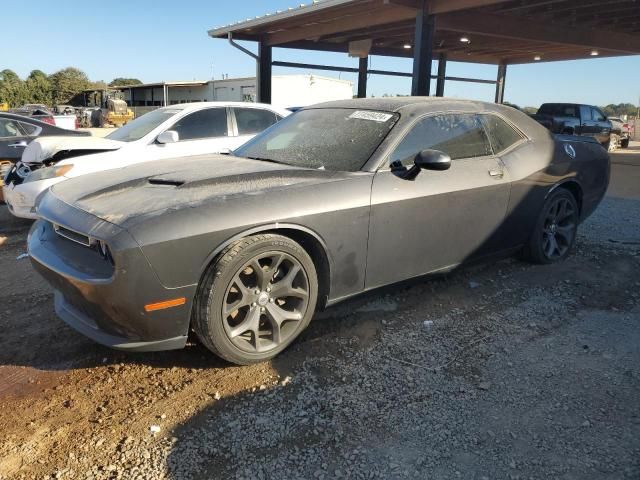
[0,68,146,108]
[109,78,143,87]
[0,69,28,107]
[601,103,638,117]
[90,80,108,90]
[25,70,52,105]
[49,67,91,105]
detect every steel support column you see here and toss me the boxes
[495,63,507,104]
[357,57,368,98]
[257,41,272,104]
[411,1,434,96]
[435,53,447,97]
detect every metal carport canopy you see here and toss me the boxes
[208,0,640,103]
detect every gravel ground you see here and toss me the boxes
[0,147,639,480]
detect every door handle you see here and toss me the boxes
[488,169,504,179]
[8,141,28,148]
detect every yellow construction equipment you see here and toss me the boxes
[82,89,134,127]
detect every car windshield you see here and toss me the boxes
[234,108,399,172]
[106,108,180,142]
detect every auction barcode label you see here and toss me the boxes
[349,111,394,122]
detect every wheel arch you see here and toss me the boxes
[195,223,333,311]
[548,179,584,217]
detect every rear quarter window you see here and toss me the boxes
[481,115,524,154]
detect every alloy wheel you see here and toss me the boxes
[221,251,310,353]
[542,196,577,260]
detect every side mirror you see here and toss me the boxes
[156,130,179,144]
[391,149,451,180]
[415,149,451,171]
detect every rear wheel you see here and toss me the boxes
[608,134,619,152]
[524,189,579,264]
[193,234,318,365]
[620,138,630,149]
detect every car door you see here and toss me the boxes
[578,105,594,137]
[0,118,31,163]
[591,107,610,144]
[366,113,511,289]
[231,107,281,149]
[151,107,232,159]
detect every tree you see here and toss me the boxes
[0,69,28,107]
[25,69,52,105]
[89,80,108,90]
[602,103,638,117]
[49,67,90,104]
[109,77,143,87]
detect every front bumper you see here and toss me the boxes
[28,203,196,352]
[3,177,64,219]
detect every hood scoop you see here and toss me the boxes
[148,178,184,187]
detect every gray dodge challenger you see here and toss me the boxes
[28,98,609,365]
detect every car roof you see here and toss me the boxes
[301,96,519,116]
[0,111,53,125]
[156,101,289,114]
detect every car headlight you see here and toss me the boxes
[24,164,74,183]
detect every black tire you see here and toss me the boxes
[193,234,318,365]
[524,188,579,264]
[620,138,629,149]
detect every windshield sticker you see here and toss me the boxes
[349,111,394,123]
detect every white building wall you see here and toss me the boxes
[211,75,353,107]
[271,75,353,108]
[122,75,353,108]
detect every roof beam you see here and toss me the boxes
[428,0,511,14]
[437,11,640,54]
[383,0,512,13]
[265,4,418,46]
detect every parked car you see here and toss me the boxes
[531,103,612,147]
[0,112,89,201]
[3,102,289,219]
[608,117,631,149]
[28,98,609,365]
[10,104,56,125]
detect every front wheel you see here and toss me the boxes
[524,189,579,264]
[193,234,318,365]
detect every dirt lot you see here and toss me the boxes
[1,145,639,480]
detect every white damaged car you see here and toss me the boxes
[3,102,289,219]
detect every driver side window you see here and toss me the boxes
[170,108,228,141]
[389,114,492,167]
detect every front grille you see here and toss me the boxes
[53,223,92,247]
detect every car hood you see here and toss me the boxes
[47,154,354,227]
[22,136,123,164]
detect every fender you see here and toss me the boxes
[194,222,334,290]
[546,178,585,222]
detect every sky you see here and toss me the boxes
[4,0,640,108]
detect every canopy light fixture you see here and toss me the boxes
[460,37,470,43]
[403,43,412,49]
[534,55,541,61]
[590,50,599,56]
